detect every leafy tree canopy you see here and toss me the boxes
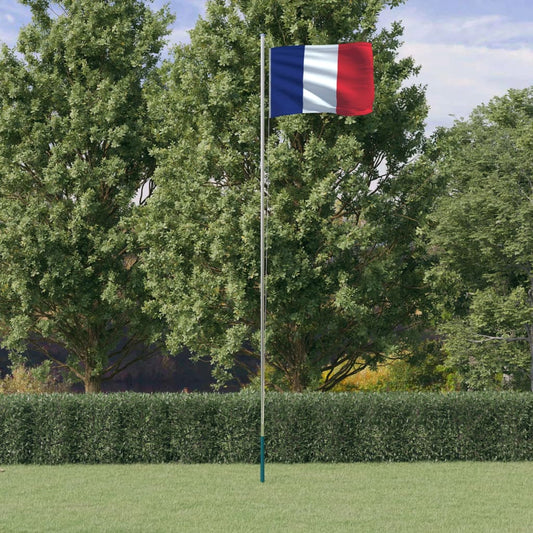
[423,87,533,390]
[0,0,173,392]
[140,0,429,390]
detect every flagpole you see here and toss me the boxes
[259,33,266,484]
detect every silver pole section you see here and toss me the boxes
[259,33,266,483]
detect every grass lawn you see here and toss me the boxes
[1,462,533,532]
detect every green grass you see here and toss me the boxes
[1,463,533,532]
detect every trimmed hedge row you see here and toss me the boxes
[1,392,533,464]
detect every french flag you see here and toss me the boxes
[269,42,374,118]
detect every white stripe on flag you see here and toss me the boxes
[302,45,338,114]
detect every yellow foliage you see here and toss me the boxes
[329,363,393,392]
[325,350,455,392]
[0,364,66,394]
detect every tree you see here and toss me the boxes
[0,0,172,392]
[139,0,428,391]
[423,87,533,390]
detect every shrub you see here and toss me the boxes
[0,392,532,464]
[0,363,67,394]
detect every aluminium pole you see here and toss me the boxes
[259,33,266,483]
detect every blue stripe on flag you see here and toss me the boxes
[269,45,305,118]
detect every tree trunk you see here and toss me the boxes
[84,376,102,394]
[288,338,307,392]
[291,368,304,393]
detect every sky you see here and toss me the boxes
[0,0,531,133]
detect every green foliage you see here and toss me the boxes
[383,341,459,392]
[0,362,66,394]
[422,87,533,390]
[2,392,533,464]
[140,0,429,391]
[0,0,173,391]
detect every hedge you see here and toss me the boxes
[1,392,533,464]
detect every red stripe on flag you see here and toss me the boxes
[336,42,374,116]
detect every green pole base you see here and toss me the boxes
[260,436,265,483]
